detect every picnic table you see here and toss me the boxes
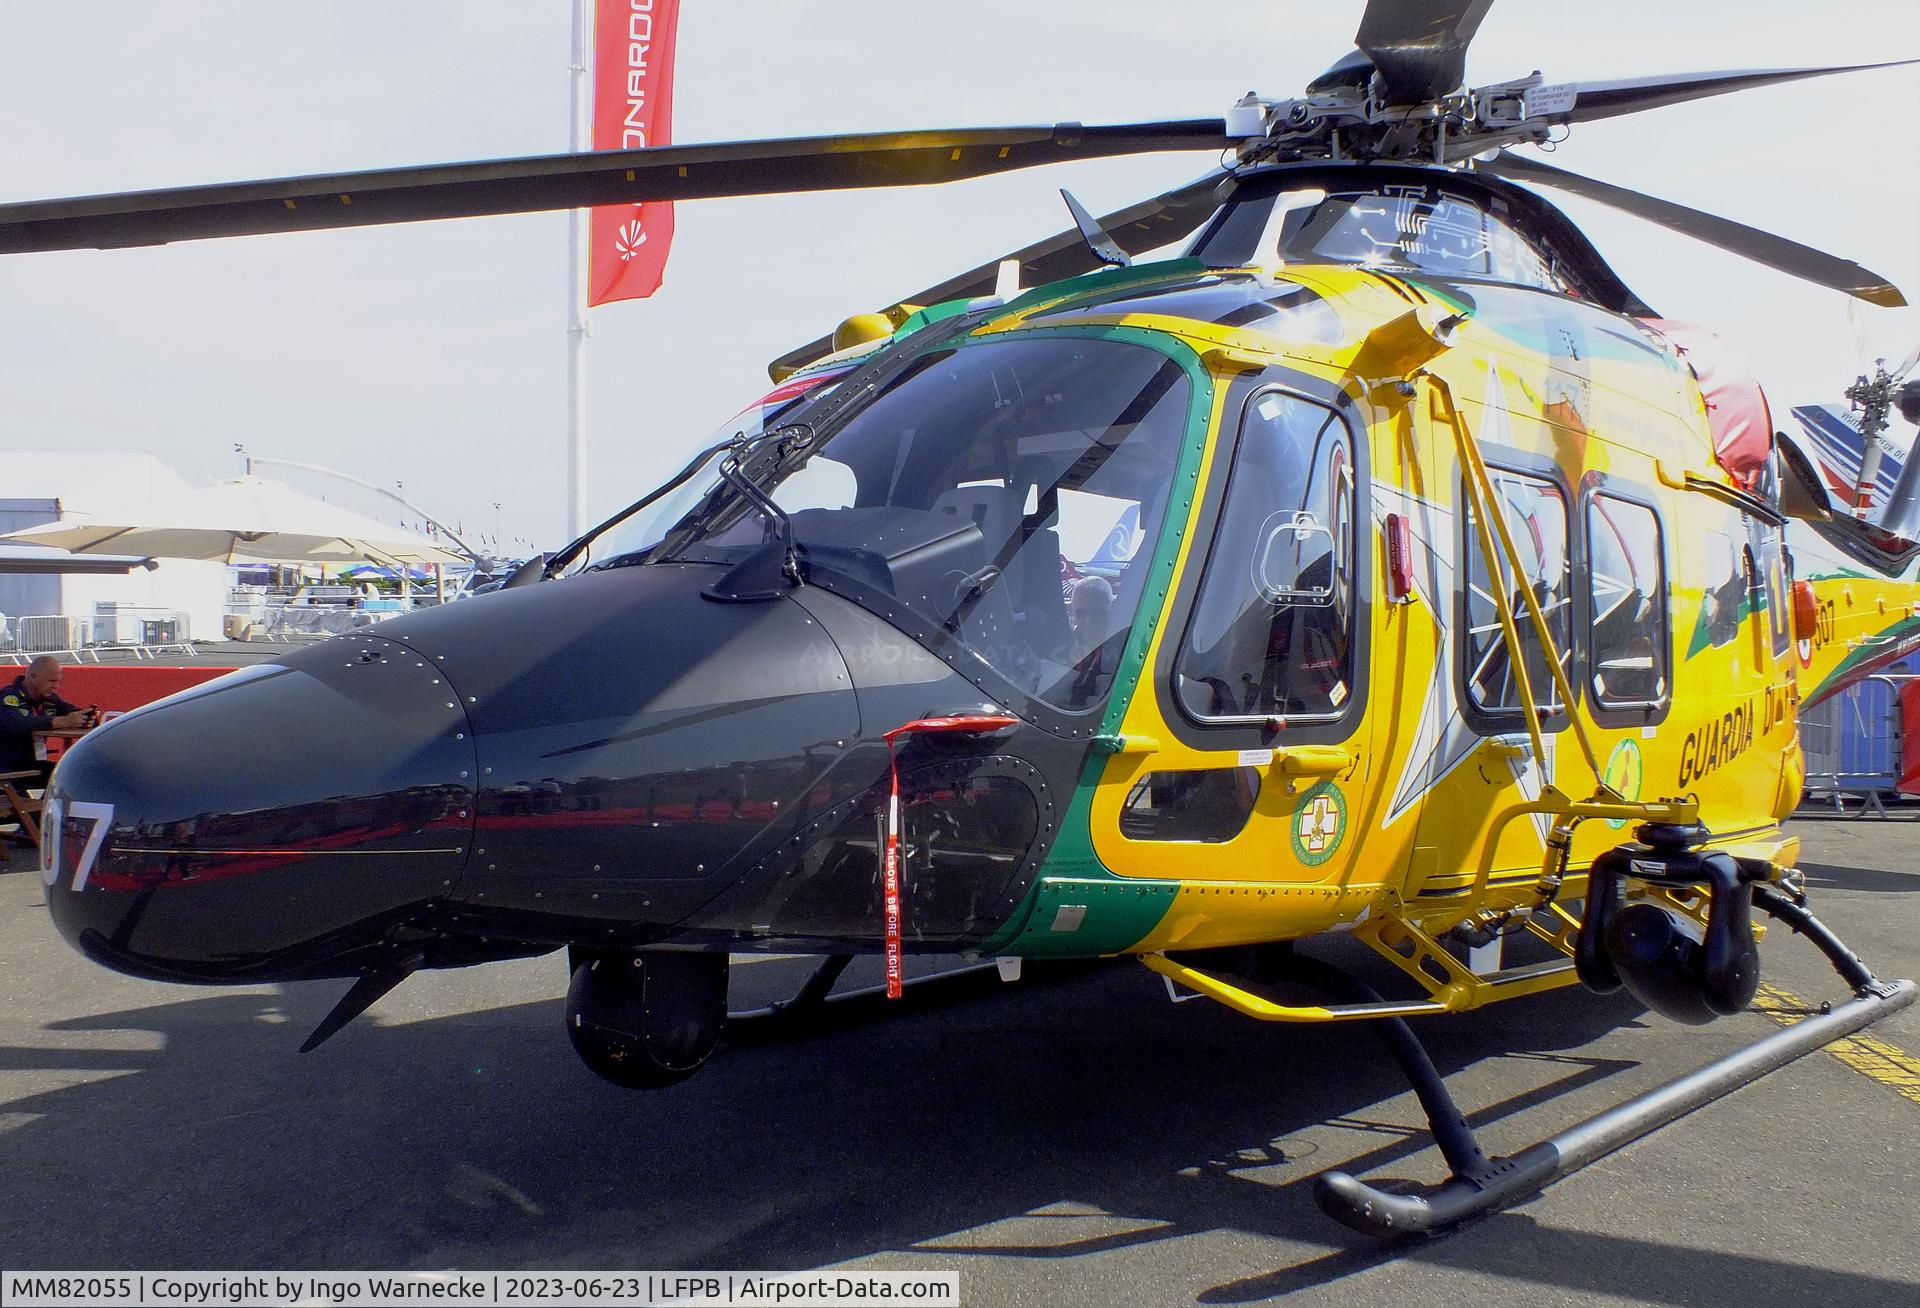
[33,726,91,765]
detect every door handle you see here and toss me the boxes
[1272,746,1353,782]
[1483,734,1532,761]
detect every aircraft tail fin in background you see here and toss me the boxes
[1788,402,1908,511]
[1778,410,1920,576]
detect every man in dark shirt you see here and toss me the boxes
[1,656,92,785]
[1063,576,1120,709]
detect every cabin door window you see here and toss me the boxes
[1586,493,1670,710]
[1172,390,1357,724]
[1460,470,1572,722]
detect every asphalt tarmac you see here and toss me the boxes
[3,810,1917,1306]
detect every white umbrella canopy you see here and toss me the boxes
[1,476,465,566]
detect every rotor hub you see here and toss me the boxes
[1225,71,1575,167]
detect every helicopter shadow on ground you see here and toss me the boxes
[1202,1209,1920,1307]
[1796,858,1920,895]
[0,948,1888,1305]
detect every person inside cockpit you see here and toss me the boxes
[1063,576,1121,709]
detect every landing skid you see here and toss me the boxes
[1300,890,1916,1237]
[1317,977,1914,1236]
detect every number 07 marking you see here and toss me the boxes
[41,800,115,892]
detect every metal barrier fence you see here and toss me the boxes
[2,596,402,662]
[1801,673,1917,816]
[89,604,194,658]
[0,610,197,664]
[3,615,92,660]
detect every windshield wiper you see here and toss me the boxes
[713,423,815,585]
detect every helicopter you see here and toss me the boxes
[7,0,1920,1239]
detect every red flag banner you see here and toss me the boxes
[589,0,680,306]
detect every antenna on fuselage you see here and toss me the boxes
[1059,189,1131,268]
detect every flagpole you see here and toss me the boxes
[566,0,591,541]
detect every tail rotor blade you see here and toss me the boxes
[1482,152,1906,307]
[1847,299,1877,370]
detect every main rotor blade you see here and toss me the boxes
[1356,0,1496,103]
[767,168,1235,378]
[0,120,1229,255]
[1549,60,1918,126]
[1482,152,1906,307]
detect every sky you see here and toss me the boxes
[1,1,1916,556]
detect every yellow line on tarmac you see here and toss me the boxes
[1752,983,1920,1109]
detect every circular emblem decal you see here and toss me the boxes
[1602,738,1644,829]
[1290,781,1348,866]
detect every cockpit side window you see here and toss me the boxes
[1173,390,1357,724]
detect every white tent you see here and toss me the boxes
[3,475,464,566]
[0,454,228,643]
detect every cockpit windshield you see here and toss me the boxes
[662,334,1194,710]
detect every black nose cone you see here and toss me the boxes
[366,562,864,935]
[44,638,477,981]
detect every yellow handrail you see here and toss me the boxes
[1139,954,1449,1022]
[1429,374,1603,779]
[1419,371,1698,911]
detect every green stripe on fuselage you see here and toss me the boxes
[976,322,1213,957]
[1805,613,1920,701]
